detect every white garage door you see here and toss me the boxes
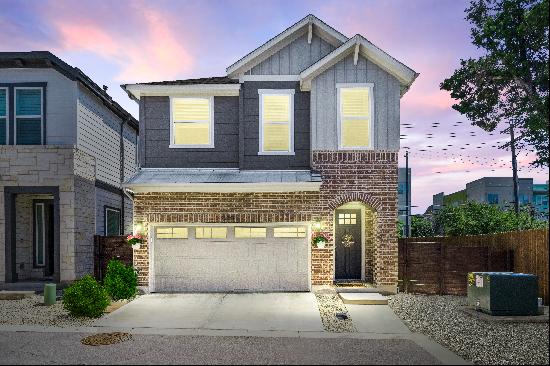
[152,224,310,292]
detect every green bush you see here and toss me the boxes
[62,275,109,318]
[103,260,138,301]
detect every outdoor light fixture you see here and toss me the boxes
[312,221,322,231]
[134,222,143,235]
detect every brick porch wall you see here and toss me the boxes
[132,151,398,289]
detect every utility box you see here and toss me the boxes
[467,272,539,316]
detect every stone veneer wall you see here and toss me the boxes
[132,151,398,290]
[0,146,96,283]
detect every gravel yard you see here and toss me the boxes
[389,293,549,365]
[0,295,94,327]
[314,287,356,333]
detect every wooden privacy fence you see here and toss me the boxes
[398,229,549,303]
[93,235,133,281]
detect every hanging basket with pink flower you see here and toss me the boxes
[126,234,144,250]
[311,232,330,249]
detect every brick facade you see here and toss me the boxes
[132,151,398,291]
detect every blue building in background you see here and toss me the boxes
[533,182,549,221]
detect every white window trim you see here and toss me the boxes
[0,87,8,144]
[169,96,215,148]
[336,83,374,150]
[34,202,46,267]
[104,207,121,236]
[258,89,295,155]
[14,87,44,145]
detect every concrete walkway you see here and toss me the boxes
[94,293,324,332]
[0,292,469,364]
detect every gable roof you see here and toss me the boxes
[226,14,348,77]
[0,51,138,131]
[300,35,419,95]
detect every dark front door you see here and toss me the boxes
[33,200,55,278]
[335,209,362,280]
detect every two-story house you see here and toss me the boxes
[122,15,417,293]
[1,52,138,285]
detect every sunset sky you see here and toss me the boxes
[2,0,548,213]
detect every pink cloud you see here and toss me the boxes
[49,3,193,82]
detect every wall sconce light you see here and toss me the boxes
[312,221,322,231]
[134,222,143,235]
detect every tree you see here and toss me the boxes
[434,201,546,236]
[441,0,549,169]
[410,215,435,237]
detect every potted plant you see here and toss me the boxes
[126,234,144,250]
[311,232,330,249]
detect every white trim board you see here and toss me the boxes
[124,182,322,193]
[123,84,240,100]
[226,14,348,77]
[239,75,300,82]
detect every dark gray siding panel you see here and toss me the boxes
[141,96,239,168]
[241,81,310,170]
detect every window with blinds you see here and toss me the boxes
[0,88,6,145]
[259,90,294,154]
[15,88,43,145]
[171,97,213,147]
[338,85,372,149]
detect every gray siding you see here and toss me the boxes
[0,68,77,145]
[241,81,310,170]
[76,84,137,236]
[141,96,239,168]
[247,33,336,75]
[95,187,132,235]
[310,54,401,151]
[77,85,123,186]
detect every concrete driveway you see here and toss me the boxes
[94,293,324,332]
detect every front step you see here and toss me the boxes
[339,292,388,305]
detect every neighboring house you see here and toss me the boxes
[0,52,138,285]
[122,15,418,293]
[432,177,548,217]
[397,167,411,236]
[533,182,549,221]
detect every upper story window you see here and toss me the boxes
[258,89,294,155]
[15,87,44,145]
[0,88,6,145]
[519,194,530,205]
[337,84,373,150]
[487,193,499,204]
[170,97,214,148]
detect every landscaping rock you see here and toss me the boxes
[388,293,549,365]
[314,288,356,333]
[0,295,95,327]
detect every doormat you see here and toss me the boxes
[81,332,132,346]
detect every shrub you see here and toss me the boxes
[103,260,138,301]
[62,275,109,318]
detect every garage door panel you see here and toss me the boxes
[153,225,309,292]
